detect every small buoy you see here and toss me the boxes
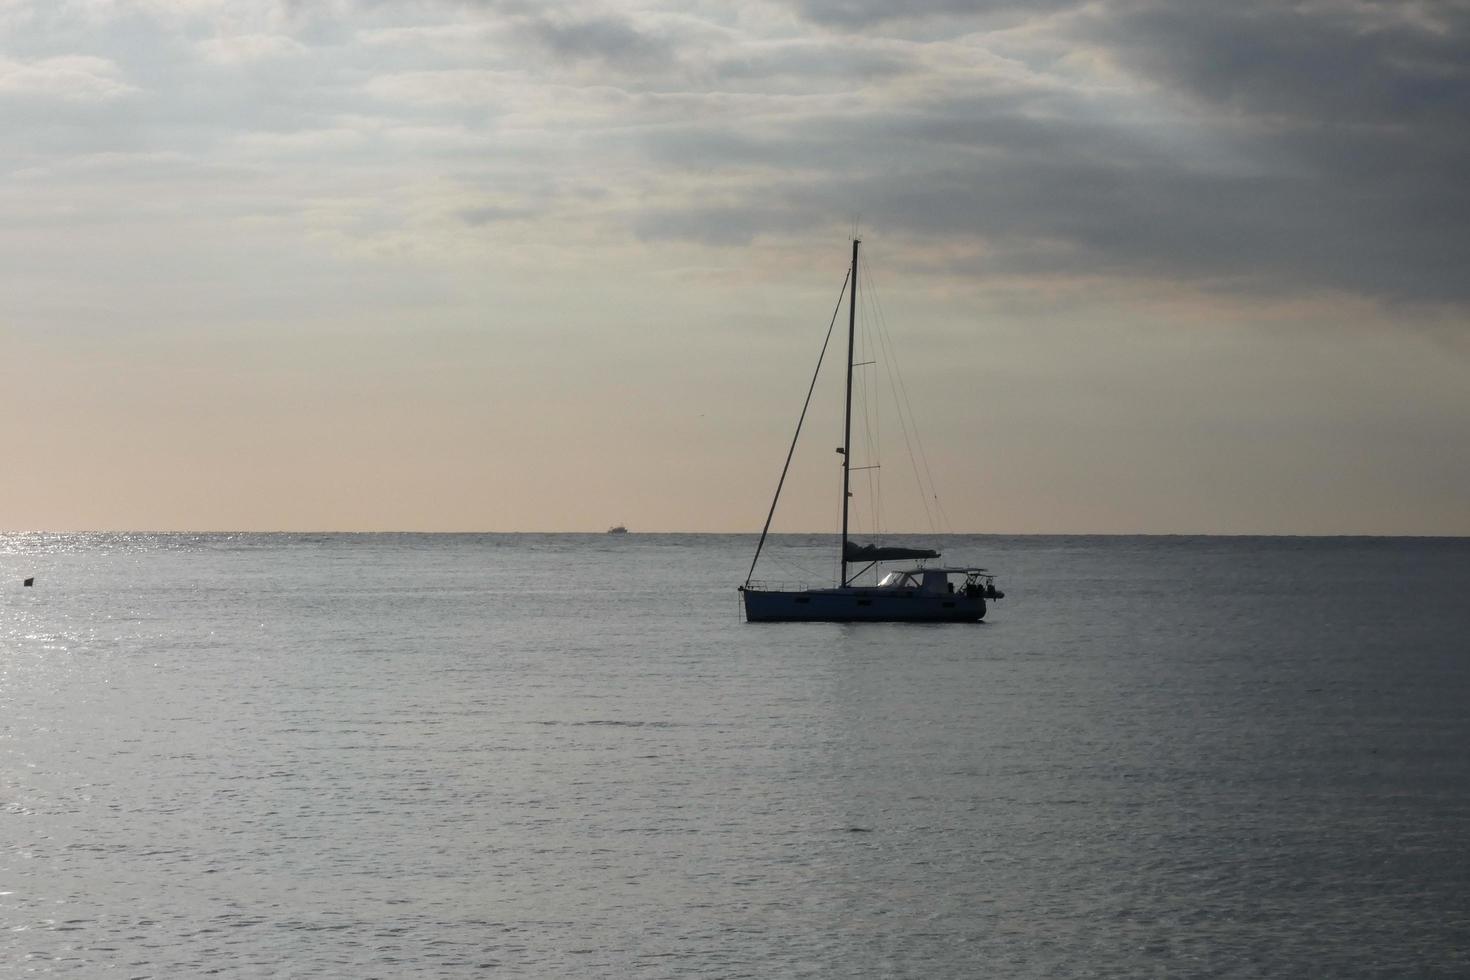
[23,577,34,587]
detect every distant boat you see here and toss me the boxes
[606,525,628,534]
[739,239,1004,623]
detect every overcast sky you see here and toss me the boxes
[2,0,1467,533]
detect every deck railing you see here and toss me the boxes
[741,580,823,593]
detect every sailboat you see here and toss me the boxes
[739,239,1003,623]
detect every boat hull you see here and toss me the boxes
[741,587,986,623]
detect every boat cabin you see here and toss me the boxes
[873,567,1000,598]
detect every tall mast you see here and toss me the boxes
[840,238,859,587]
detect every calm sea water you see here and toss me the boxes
[3,533,1468,977]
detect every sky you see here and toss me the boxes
[2,0,1467,534]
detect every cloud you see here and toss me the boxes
[633,202,818,246]
[1097,1,1470,129]
[3,0,1468,311]
[0,55,136,101]
[197,33,309,64]
[1086,0,1470,302]
[707,38,918,84]
[450,0,677,71]
[457,203,537,224]
[364,68,508,107]
[515,10,675,70]
[626,0,1470,305]
[787,0,1082,29]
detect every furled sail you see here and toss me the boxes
[843,542,940,563]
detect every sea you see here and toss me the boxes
[3,533,1468,978]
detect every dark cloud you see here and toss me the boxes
[457,204,537,225]
[637,0,1470,306]
[634,203,819,247]
[510,10,674,71]
[448,0,675,69]
[1090,0,1470,301]
[709,43,917,83]
[789,0,1080,29]
[1100,1,1470,129]
[9,0,1466,307]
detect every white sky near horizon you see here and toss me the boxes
[2,0,1467,534]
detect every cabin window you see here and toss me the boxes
[794,597,810,604]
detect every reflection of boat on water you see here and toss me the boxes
[739,239,1004,623]
[606,525,628,535]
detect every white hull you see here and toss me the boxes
[741,586,986,623]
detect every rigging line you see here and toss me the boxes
[767,552,824,581]
[863,292,883,541]
[866,263,954,535]
[870,260,952,537]
[858,290,876,540]
[865,264,938,533]
[856,292,881,541]
[886,314,948,533]
[744,268,852,587]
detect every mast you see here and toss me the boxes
[840,238,859,587]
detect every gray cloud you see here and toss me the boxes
[639,114,1469,303]
[789,0,1080,29]
[452,1,676,71]
[632,0,1470,306]
[708,42,917,84]
[5,0,1467,312]
[1090,0,1470,301]
[1099,1,1470,129]
[633,202,820,247]
[516,12,674,70]
[457,204,538,224]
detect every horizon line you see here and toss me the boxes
[4,529,1468,539]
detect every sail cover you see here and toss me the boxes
[844,541,940,562]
